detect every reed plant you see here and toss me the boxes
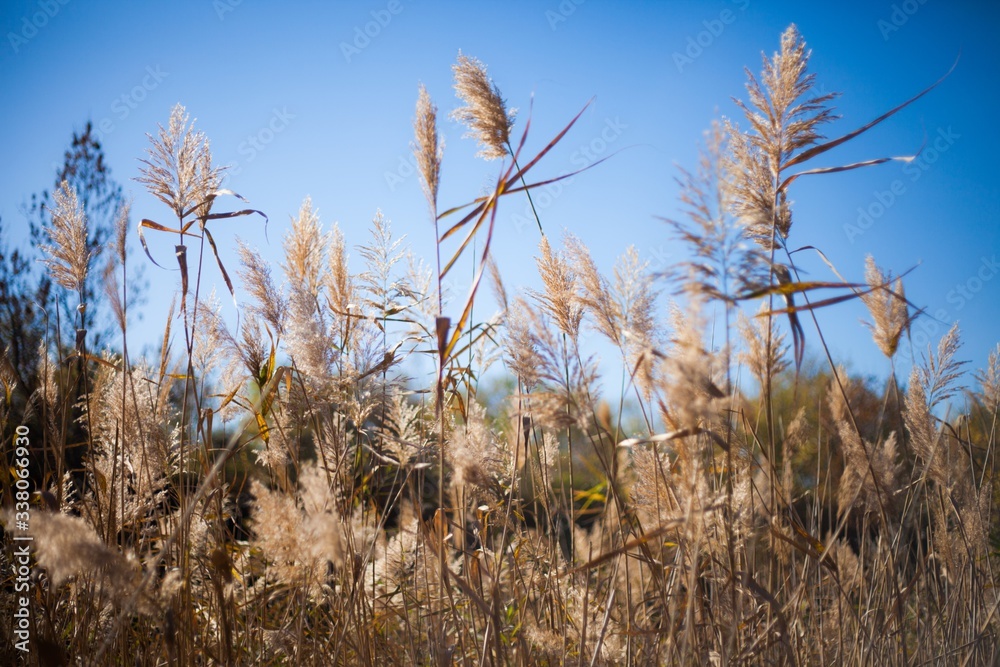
[1,26,996,667]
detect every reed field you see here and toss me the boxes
[2,25,999,666]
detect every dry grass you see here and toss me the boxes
[40,180,91,297]
[450,53,516,161]
[2,30,997,667]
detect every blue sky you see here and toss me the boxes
[1,0,997,400]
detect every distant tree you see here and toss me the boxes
[0,215,51,400]
[1,121,144,495]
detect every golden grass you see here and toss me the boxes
[1,29,996,667]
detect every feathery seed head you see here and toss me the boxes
[976,343,1000,408]
[835,421,900,521]
[663,304,726,431]
[451,53,516,160]
[504,298,542,391]
[5,510,139,591]
[614,246,658,350]
[325,223,354,319]
[904,367,947,485]
[531,236,583,338]
[414,84,443,212]
[860,255,910,358]
[564,233,622,346]
[738,300,789,385]
[669,121,770,311]
[728,25,838,250]
[746,24,838,166]
[136,103,224,222]
[191,289,227,378]
[42,180,91,295]
[236,238,286,337]
[914,323,966,410]
[113,199,130,264]
[283,197,328,297]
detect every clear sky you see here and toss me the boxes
[1,0,997,399]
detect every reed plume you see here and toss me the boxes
[451,52,516,160]
[283,197,326,298]
[728,24,837,250]
[42,180,91,295]
[136,103,223,223]
[530,235,582,339]
[859,255,910,358]
[977,343,1000,408]
[413,84,443,212]
[236,238,286,336]
[913,322,966,409]
[738,299,789,385]
[667,121,766,301]
[15,25,1000,667]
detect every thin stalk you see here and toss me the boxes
[506,139,544,236]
